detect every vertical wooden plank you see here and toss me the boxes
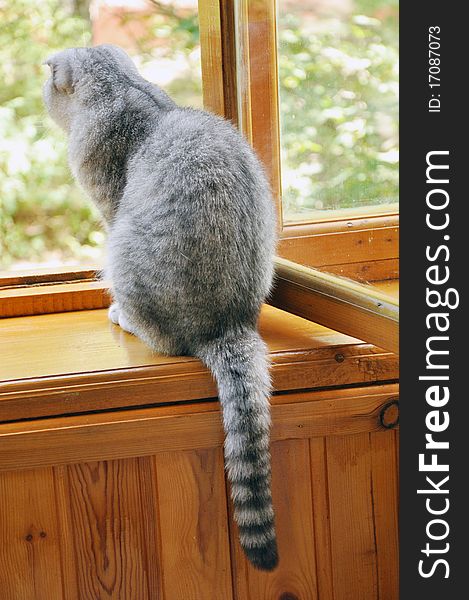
[136,456,165,600]
[309,437,334,600]
[198,0,225,116]
[231,438,318,599]
[0,468,64,600]
[153,448,233,600]
[326,433,378,600]
[199,0,239,124]
[370,431,399,600]
[65,459,152,600]
[246,0,282,212]
[233,0,253,143]
[53,466,79,600]
[219,0,239,124]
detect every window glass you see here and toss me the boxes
[278,0,399,223]
[0,0,202,270]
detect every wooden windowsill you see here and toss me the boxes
[272,260,398,354]
[1,260,399,354]
[0,303,398,423]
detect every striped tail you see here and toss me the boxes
[197,329,278,571]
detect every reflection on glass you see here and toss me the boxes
[278,0,399,223]
[1,0,202,270]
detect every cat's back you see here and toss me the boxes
[128,107,270,206]
[121,106,276,255]
[157,107,251,165]
[109,103,276,340]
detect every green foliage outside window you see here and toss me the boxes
[279,0,399,220]
[0,0,398,268]
[0,0,201,269]
[1,1,98,269]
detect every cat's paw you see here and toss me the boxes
[108,303,136,335]
[108,303,120,325]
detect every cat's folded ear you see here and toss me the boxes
[44,53,75,95]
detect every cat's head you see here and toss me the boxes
[43,45,138,131]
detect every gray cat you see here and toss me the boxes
[43,45,278,571]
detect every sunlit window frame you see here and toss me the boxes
[0,0,398,355]
[212,0,399,282]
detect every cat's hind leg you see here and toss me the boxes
[108,302,137,335]
[109,302,184,356]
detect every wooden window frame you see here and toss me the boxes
[201,0,398,282]
[1,0,398,356]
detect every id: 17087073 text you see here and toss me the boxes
[428,26,441,113]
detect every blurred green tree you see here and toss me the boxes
[0,0,398,267]
[0,0,101,269]
[0,0,201,269]
[278,0,399,220]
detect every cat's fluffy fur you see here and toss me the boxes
[43,45,278,570]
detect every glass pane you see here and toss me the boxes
[0,0,202,271]
[278,0,399,223]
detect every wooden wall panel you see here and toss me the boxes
[309,438,334,600]
[370,432,399,600]
[64,459,154,600]
[153,448,233,600]
[53,466,79,600]
[0,468,64,600]
[0,387,399,473]
[231,438,318,599]
[326,433,379,600]
[0,389,399,600]
[135,456,165,600]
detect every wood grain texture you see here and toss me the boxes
[0,338,398,423]
[53,466,80,600]
[370,432,399,600]
[0,384,399,472]
[0,267,98,288]
[230,439,318,600]
[309,437,334,600]
[245,0,281,205]
[280,213,398,238]
[320,258,399,284]
[280,224,398,268]
[274,258,399,316]
[66,460,152,599]
[0,305,359,381]
[0,281,110,318]
[0,398,398,599]
[199,0,225,116]
[0,305,398,422]
[267,282,395,356]
[218,0,238,124]
[0,468,64,600]
[134,456,165,599]
[233,0,253,144]
[153,448,233,600]
[326,433,379,599]
[272,257,399,354]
